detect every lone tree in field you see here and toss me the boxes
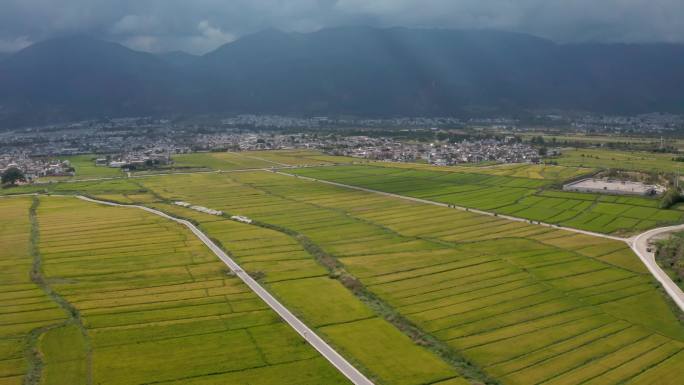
[1,167,26,186]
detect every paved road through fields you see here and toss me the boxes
[75,195,374,385]
[630,225,684,311]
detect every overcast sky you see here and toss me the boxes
[1,0,683,54]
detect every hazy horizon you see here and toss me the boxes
[1,0,684,54]
[14,25,684,58]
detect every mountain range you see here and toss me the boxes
[1,26,684,127]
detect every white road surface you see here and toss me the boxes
[75,195,374,385]
[630,225,684,311]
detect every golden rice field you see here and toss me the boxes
[0,197,68,385]
[149,202,467,385]
[0,196,350,385]
[135,170,684,385]
[3,149,684,385]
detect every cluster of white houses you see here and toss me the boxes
[0,156,74,180]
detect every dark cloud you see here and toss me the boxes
[1,0,683,54]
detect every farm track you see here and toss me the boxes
[74,195,374,385]
[273,170,684,313]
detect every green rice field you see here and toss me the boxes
[550,148,684,173]
[171,150,354,171]
[30,150,353,182]
[4,148,684,385]
[36,154,125,181]
[0,196,351,385]
[290,165,684,234]
[130,170,684,385]
[369,161,594,180]
[146,202,466,385]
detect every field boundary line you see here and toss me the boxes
[273,170,627,241]
[272,170,684,312]
[73,195,374,385]
[28,196,93,385]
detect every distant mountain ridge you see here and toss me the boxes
[1,27,684,127]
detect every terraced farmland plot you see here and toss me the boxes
[138,171,684,385]
[28,196,350,385]
[551,148,684,173]
[369,160,594,180]
[290,165,684,234]
[146,202,466,385]
[171,152,277,171]
[0,197,68,385]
